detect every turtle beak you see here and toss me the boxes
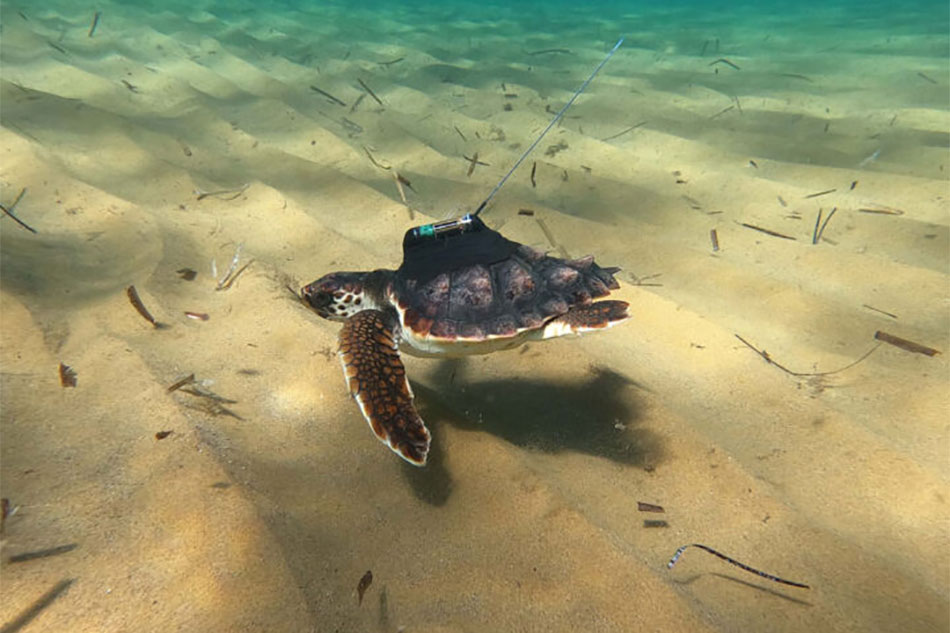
[300,283,334,317]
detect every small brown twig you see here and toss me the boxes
[217,261,252,291]
[709,58,740,71]
[88,11,101,37]
[861,304,898,319]
[874,331,940,356]
[194,183,249,201]
[357,78,383,106]
[601,121,647,142]
[815,207,837,242]
[166,374,196,393]
[858,207,904,216]
[127,285,164,328]
[58,363,77,387]
[363,146,391,170]
[628,273,663,287]
[392,170,413,220]
[740,222,796,241]
[309,84,346,106]
[214,244,252,291]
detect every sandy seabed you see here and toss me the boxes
[1,2,948,632]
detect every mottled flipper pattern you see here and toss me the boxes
[338,309,430,466]
[542,300,630,339]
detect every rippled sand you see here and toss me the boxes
[1,2,947,632]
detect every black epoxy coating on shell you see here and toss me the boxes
[393,242,621,339]
[398,215,519,284]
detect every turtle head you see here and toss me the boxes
[301,271,379,321]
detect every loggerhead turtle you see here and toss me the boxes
[300,214,628,466]
[300,37,628,466]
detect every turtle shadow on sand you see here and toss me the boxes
[413,358,666,470]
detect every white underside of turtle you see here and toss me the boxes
[393,293,628,358]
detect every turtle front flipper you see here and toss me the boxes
[337,309,430,466]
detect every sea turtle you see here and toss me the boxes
[301,214,629,466]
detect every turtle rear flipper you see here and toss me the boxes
[338,310,430,466]
[541,300,630,339]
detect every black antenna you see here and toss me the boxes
[472,37,624,217]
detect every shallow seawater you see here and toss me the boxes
[1,1,948,631]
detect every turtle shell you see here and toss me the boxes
[391,242,621,342]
